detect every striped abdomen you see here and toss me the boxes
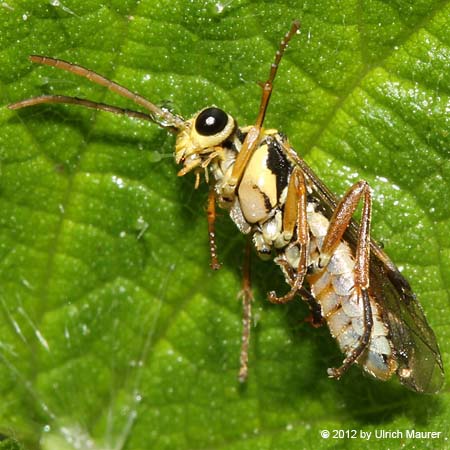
[305,205,398,380]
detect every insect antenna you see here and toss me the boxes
[8,94,163,123]
[8,55,186,131]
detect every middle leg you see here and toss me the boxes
[268,167,309,304]
[238,238,254,382]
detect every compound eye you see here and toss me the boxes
[195,107,229,136]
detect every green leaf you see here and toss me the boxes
[1,1,449,449]
[0,437,26,450]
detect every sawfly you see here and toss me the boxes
[8,21,444,393]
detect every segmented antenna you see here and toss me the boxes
[8,55,185,131]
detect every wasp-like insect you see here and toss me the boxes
[8,21,444,393]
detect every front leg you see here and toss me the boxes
[207,187,221,270]
[221,21,300,203]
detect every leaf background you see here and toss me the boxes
[0,0,449,449]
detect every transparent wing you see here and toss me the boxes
[285,145,444,393]
[368,251,444,393]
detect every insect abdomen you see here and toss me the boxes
[306,207,398,381]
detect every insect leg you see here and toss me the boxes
[238,239,254,382]
[223,21,300,200]
[269,167,308,304]
[207,187,221,270]
[318,181,374,379]
[319,180,370,267]
[254,20,300,128]
[300,287,324,328]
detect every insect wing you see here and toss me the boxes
[369,256,444,393]
[285,145,444,393]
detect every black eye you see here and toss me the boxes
[195,107,229,136]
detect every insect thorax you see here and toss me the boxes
[176,108,297,260]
